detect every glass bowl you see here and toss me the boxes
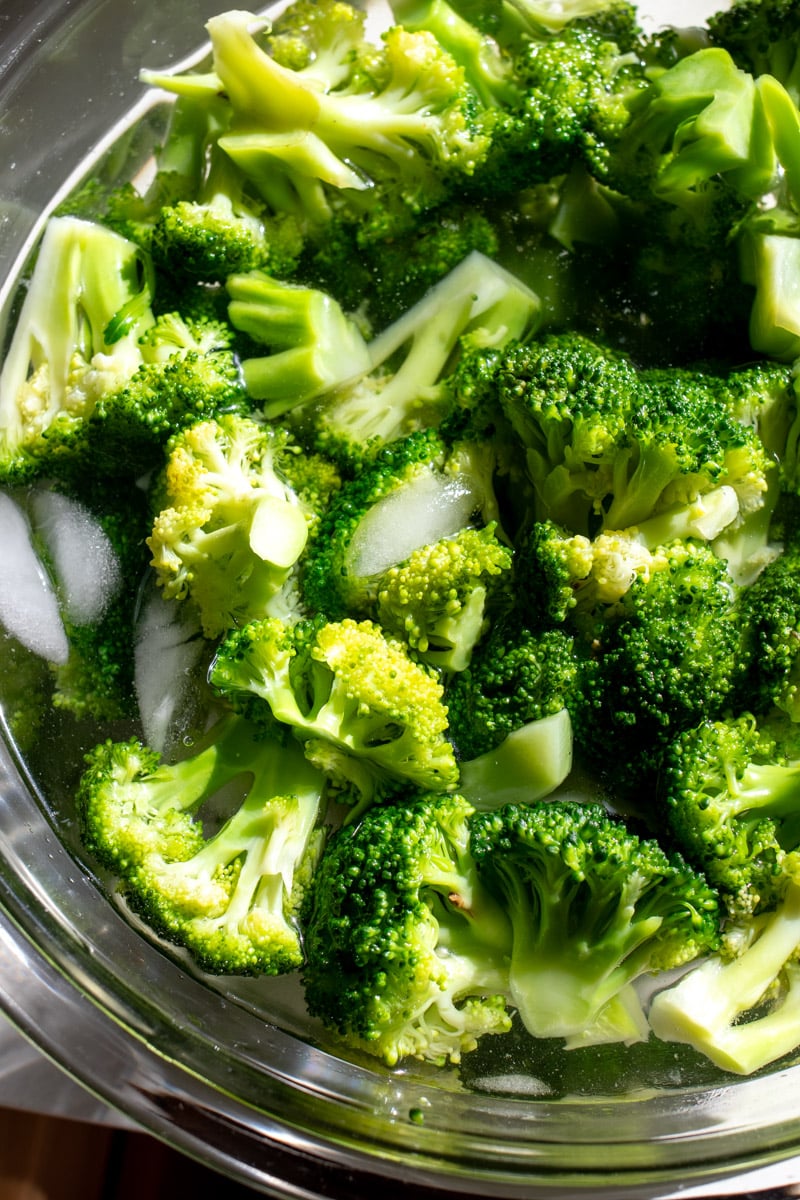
[3,1,800,1196]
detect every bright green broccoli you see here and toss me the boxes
[147,414,321,639]
[209,614,459,806]
[225,270,371,417]
[0,215,154,482]
[376,523,512,672]
[76,713,327,975]
[445,617,577,807]
[649,880,800,1075]
[301,790,513,1066]
[572,541,745,782]
[145,9,492,232]
[661,712,800,918]
[497,333,772,537]
[470,799,720,1047]
[301,429,502,619]
[735,547,800,721]
[296,251,540,468]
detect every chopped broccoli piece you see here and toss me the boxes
[736,547,800,721]
[470,799,721,1047]
[376,523,512,672]
[147,414,317,639]
[708,0,800,105]
[662,712,800,918]
[225,270,371,417]
[76,714,327,975]
[0,216,154,482]
[301,790,513,1065]
[650,880,800,1075]
[572,542,745,780]
[209,614,459,804]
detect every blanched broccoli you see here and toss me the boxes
[146,9,492,232]
[301,429,500,619]
[650,881,800,1075]
[301,790,513,1066]
[662,712,800,918]
[497,333,772,537]
[209,614,459,805]
[470,800,720,1047]
[572,541,745,780]
[77,713,327,975]
[296,251,540,467]
[737,547,800,721]
[147,414,318,639]
[445,617,577,807]
[0,216,154,482]
[376,523,512,672]
[225,270,371,416]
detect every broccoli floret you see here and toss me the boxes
[478,22,648,195]
[298,251,540,468]
[736,547,800,720]
[650,880,800,1075]
[662,712,800,918]
[470,800,720,1047]
[708,0,800,105]
[301,429,501,618]
[76,714,327,975]
[225,270,371,417]
[266,0,369,78]
[0,216,154,482]
[498,333,772,537]
[209,614,459,805]
[138,310,238,363]
[376,523,512,672]
[301,790,513,1066]
[147,415,317,639]
[517,494,743,631]
[389,0,521,109]
[148,10,491,230]
[445,614,577,808]
[573,542,745,782]
[617,47,777,204]
[309,202,502,328]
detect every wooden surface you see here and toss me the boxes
[0,1110,262,1200]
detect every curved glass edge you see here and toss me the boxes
[2,0,800,1195]
[2,730,800,1199]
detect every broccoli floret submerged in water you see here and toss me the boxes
[13,0,800,1079]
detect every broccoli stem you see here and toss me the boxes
[649,882,800,1074]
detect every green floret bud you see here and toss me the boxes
[573,542,745,781]
[737,548,800,721]
[226,270,371,417]
[301,790,513,1066]
[147,414,315,639]
[209,614,459,801]
[445,617,578,759]
[76,714,326,976]
[662,713,800,917]
[299,250,540,468]
[376,524,512,672]
[470,800,721,1047]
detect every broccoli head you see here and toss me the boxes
[209,614,459,805]
[662,712,800,918]
[470,799,721,1047]
[301,790,513,1066]
[77,714,327,975]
